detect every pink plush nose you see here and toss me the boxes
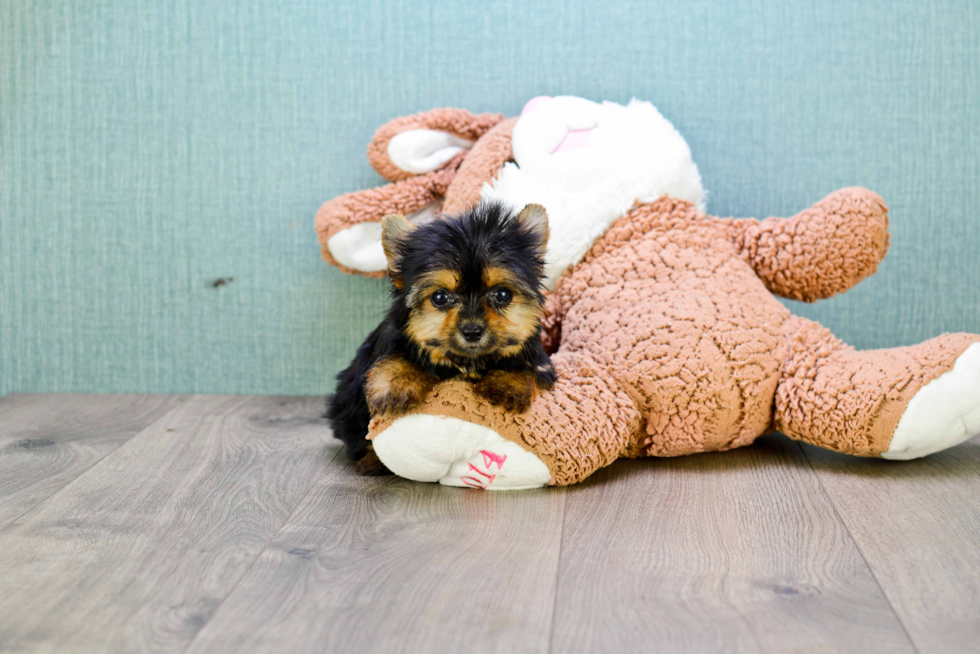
[520,96,592,154]
[552,129,590,153]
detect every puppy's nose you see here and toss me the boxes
[460,323,485,343]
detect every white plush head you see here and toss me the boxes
[482,96,704,288]
[326,96,704,281]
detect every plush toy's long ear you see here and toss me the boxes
[517,203,549,257]
[368,109,503,182]
[442,116,518,214]
[315,155,463,277]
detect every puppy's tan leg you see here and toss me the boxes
[473,369,538,413]
[365,356,439,416]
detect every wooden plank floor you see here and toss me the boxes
[1,394,978,653]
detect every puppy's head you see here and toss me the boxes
[382,201,549,367]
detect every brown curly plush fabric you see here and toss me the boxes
[442,117,517,213]
[370,190,980,486]
[775,318,980,456]
[539,292,563,355]
[321,105,979,488]
[724,187,891,302]
[367,108,503,182]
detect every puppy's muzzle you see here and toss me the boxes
[460,323,485,343]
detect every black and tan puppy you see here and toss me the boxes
[326,200,557,474]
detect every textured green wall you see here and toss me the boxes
[1,0,978,395]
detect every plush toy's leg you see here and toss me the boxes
[369,352,643,488]
[774,316,980,458]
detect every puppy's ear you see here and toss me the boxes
[381,214,416,287]
[517,204,549,256]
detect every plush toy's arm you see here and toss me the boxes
[369,108,504,182]
[368,350,643,488]
[315,155,463,276]
[721,187,890,302]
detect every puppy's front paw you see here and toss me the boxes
[366,382,427,415]
[535,361,557,391]
[474,370,537,413]
[365,357,436,416]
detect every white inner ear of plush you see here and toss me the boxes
[884,343,980,460]
[327,222,386,272]
[482,97,705,289]
[387,129,474,174]
[326,201,443,273]
[405,199,443,227]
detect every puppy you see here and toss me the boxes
[326,201,557,475]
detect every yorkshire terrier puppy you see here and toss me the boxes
[326,200,557,475]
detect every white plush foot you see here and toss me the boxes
[884,343,980,460]
[372,414,551,490]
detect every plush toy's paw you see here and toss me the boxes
[372,414,551,490]
[365,357,437,416]
[884,343,980,460]
[473,370,537,413]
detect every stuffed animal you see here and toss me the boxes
[316,96,980,490]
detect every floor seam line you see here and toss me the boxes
[0,395,194,534]
[546,487,569,654]
[178,441,344,654]
[795,440,922,654]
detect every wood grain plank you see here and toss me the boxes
[184,471,566,654]
[802,434,980,653]
[0,395,338,654]
[549,435,916,653]
[0,393,188,528]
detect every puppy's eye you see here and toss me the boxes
[431,290,451,308]
[491,288,513,305]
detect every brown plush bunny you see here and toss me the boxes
[317,96,980,489]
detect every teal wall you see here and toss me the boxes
[2,0,978,396]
